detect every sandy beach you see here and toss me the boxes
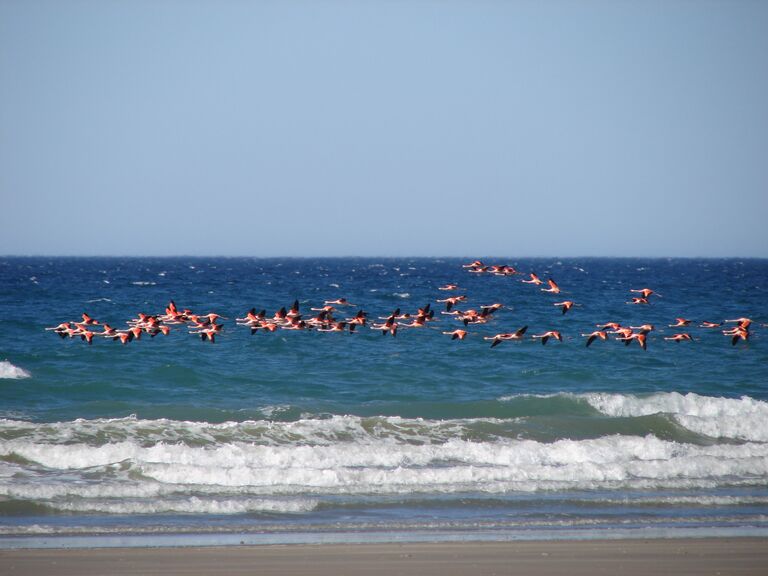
[1,538,766,576]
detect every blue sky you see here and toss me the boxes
[1,0,766,257]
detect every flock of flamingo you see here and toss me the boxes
[45,259,756,349]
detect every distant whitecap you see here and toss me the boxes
[0,360,31,380]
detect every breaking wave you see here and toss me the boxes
[0,360,30,380]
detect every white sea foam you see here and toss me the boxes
[583,392,768,442]
[0,360,31,380]
[0,414,472,447]
[48,497,318,515]
[3,397,768,513]
[495,392,768,443]
[3,434,767,497]
[600,495,768,507]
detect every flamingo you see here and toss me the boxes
[325,298,355,306]
[727,327,749,345]
[480,303,503,315]
[521,273,543,285]
[45,322,72,338]
[630,288,661,299]
[553,301,575,315]
[345,310,368,328]
[95,324,118,337]
[146,325,171,337]
[287,300,301,318]
[531,331,562,345]
[442,329,467,340]
[725,318,752,329]
[484,326,528,348]
[371,317,398,337]
[79,313,99,326]
[113,331,134,345]
[190,323,223,342]
[437,295,467,312]
[582,330,608,347]
[317,322,348,332]
[664,333,693,343]
[541,279,561,294]
[617,332,647,350]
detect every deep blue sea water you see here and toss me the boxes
[1,257,767,548]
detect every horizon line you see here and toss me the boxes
[2,254,767,260]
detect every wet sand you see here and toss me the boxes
[1,538,767,575]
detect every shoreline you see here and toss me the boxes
[2,526,766,550]
[2,538,767,576]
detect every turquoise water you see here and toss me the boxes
[1,257,767,547]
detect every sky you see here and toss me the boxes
[1,0,767,258]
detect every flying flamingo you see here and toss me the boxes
[726,327,749,345]
[531,331,562,345]
[664,333,694,343]
[630,288,661,299]
[521,273,543,285]
[325,298,355,306]
[442,329,467,340]
[484,326,528,348]
[541,279,561,294]
[581,330,608,347]
[437,295,467,312]
[553,301,575,315]
[617,332,647,350]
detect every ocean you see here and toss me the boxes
[1,257,766,548]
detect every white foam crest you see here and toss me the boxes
[0,360,31,380]
[584,392,768,442]
[49,497,318,515]
[601,496,768,506]
[4,435,767,495]
[0,415,478,447]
